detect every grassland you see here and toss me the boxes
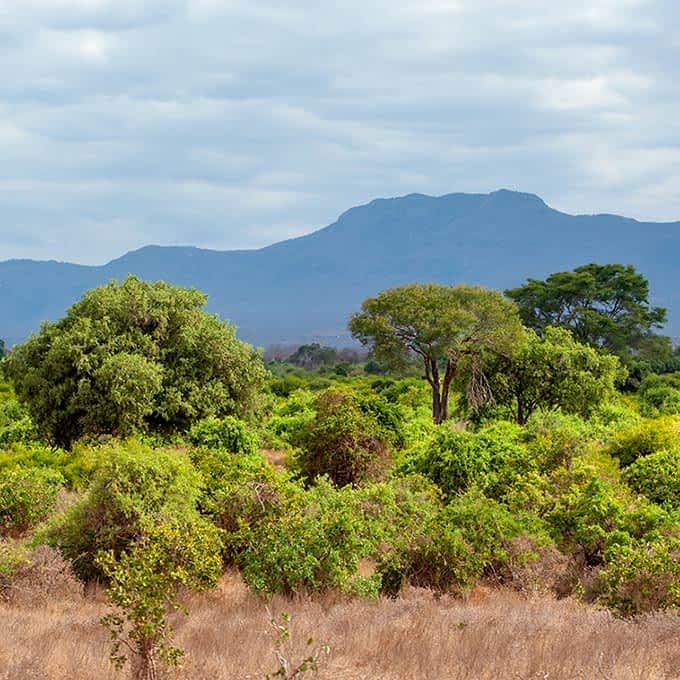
[2,568,679,680]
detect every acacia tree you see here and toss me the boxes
[6,276,267,448]
[478,326,624,424]
[349,283,523,424]
[505,263,667,357]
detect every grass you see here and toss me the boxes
[1,570,679,679]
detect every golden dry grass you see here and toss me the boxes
[1,570,679,680]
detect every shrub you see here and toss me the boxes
[0,467,64,536]
[378,515,475,595]
[294,388,392,486]
[546,466,626,565]
[188,416,259,455]
[598,538,680,615]
[238,478,378,596]
[0,539,30,598]
[608,416,680,467]
[190,447,298,564]
[0,443,100,491]
[42,440,201,581]
[401,421,536,501]
[265,389,316,448]
[99,517,222,677]
[0,542,81,604]
[523,411,592,472]
[624,449,680,509]
[639,386,680,417]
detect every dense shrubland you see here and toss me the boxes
[1,268,679,678]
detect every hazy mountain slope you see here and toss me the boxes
[1,190,678,346]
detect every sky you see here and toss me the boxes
[0,0,678,264]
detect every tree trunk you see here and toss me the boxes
[134,641,158,680]
[429,357,456,425]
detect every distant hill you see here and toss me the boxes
[1,189,679,346]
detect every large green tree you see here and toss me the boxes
[6,276,267,448]
[506,264,667,357]
[349,283,523,424]
[478,326,624,424]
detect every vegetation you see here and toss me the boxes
[349,283,522,423]
[506,263,667,357]
[1,267,679,678]
[479,327,624,424]
[6,276,267,448]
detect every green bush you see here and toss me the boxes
[265,389,316,448]
[188,416,259,455]
[378,514,475,595]
[0,539,30,596]
[401,421,536,501]
[0,443,100,491]
[639,386,680,417]
[294,388,392,486]
[608,416,680,467]
[0,400,39,447]
[269,374,306,398]
[599,538,680,615]
[190,447,298,564]
[42,440,201,580]
[237,478,378,596]
[0,467,64,536]
[624,449,680,509]
[98,517,222,675]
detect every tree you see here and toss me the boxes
[506,263,667,357]
[478,326,624,424]
[6,276,267,448]
[349,283,523,424]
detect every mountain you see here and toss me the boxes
[1,189,679,347]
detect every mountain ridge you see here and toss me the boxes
[1,189,678,346]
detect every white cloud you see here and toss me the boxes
[0,0,678,263]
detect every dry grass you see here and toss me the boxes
[1,570,679,680]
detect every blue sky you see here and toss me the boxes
[1,0,678,263]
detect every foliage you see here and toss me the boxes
[0,442,100,490]
[42,440,201,581]
[98,518,222,678]
[506,263,667,357]
[266,389,317,449]
[0,538,30,597]
[624,449,680,509]
[294,388,393,486]
[350,283,523,423]
[6,276,268,448]
[637,372,680,417]
[598,538,680,615]
[378,491,543,594]
[479,327,624,424]
[401,421,537,501]
[188,415,259,454]
[607,416,680,467]
[237,478,379,596]
[190,447,296,564]
[0,467,64,536]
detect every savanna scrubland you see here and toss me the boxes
[1,266,679,679]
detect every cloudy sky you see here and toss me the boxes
[1,0,678,264]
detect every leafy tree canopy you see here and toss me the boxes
[349,283,523,423]
[505,264,667,357]
[6,276,267,448]
[477,326,624,424]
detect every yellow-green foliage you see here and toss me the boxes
[41,440,202,581]
[0,467,64,536]
[608,416,680,466]
[624,449,680,509]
